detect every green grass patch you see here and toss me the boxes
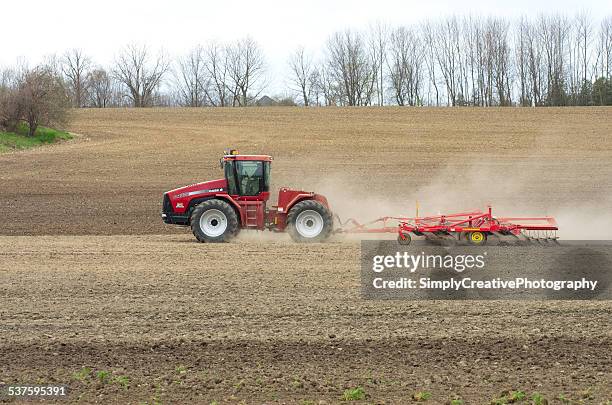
[113,375,130,389]
[342,387,366,401]
[531,393,546,405]
[72,367,92,381]
[490,390,527,404]
[413,391,432,401]
[96,370,112,384]
[0,124,72,152]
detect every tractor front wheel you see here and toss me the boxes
[287,200,333,243]
[190,199,239,243]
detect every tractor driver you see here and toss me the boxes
[239,162,262,196]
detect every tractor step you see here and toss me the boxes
[242,201,264,228]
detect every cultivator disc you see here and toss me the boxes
[518,229,560,245]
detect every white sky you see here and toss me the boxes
[2,0,611,94]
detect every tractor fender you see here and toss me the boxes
[284,193,313,213]
[186,194,242,224]
[287,193,329,211]
[281,192,330,214]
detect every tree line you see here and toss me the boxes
[292,13,612,107]
[1,12,612,122]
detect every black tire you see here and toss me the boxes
[398,232,412,245]
[286,200,333,243]
[190,199,239,243]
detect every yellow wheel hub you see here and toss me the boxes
[470,231,484,243]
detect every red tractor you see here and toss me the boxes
[162,150,333,242]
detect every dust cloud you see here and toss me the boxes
[313,156,612,240]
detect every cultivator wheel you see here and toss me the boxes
[397,232,411,245]
[467,231,487,246]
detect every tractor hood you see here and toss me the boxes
[166,179,228,200]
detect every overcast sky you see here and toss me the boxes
[2,0,611,94]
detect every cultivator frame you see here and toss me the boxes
[336,206,559,245]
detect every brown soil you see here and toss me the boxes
[0,107,611,404]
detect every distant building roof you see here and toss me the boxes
[256,95,278,106]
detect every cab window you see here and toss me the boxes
[224,161,238,195]
[236,161,265,196]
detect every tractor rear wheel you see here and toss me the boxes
[287,200,333,243]
[190,199,239,243]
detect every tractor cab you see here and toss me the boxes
[220,149,272,200]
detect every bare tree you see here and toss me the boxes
[313,64,340,106]
[519,17,547,106]
[174,46,208,107]
[203,43,230,107]
[325,30,376,106]
[432,17,463,106]
[516,17,532,106]
[387,26,424,106]
[0,61,33,130]
[421,20,441,106]
[368,22,388,105]
[0,90,19,131]
[462,15,478,105]
[565,12,593,104]
[61,49,92,107]
[596,17,612,78]
[226,37,266,106]
[288,46,315,106]
[474,16,493,106]
[88,68,112,108]
[537,14,571,105]
[486,17,513,106]
[112,44,169,107]
[576,12,593,83]
[0,68,22,131]
[41,54,62,78]
[18,66,70,136]
[307,67,322,106]
[1,67,19,90]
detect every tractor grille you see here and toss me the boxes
[162,193,173,213]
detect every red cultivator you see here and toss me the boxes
[336,206,559,246]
